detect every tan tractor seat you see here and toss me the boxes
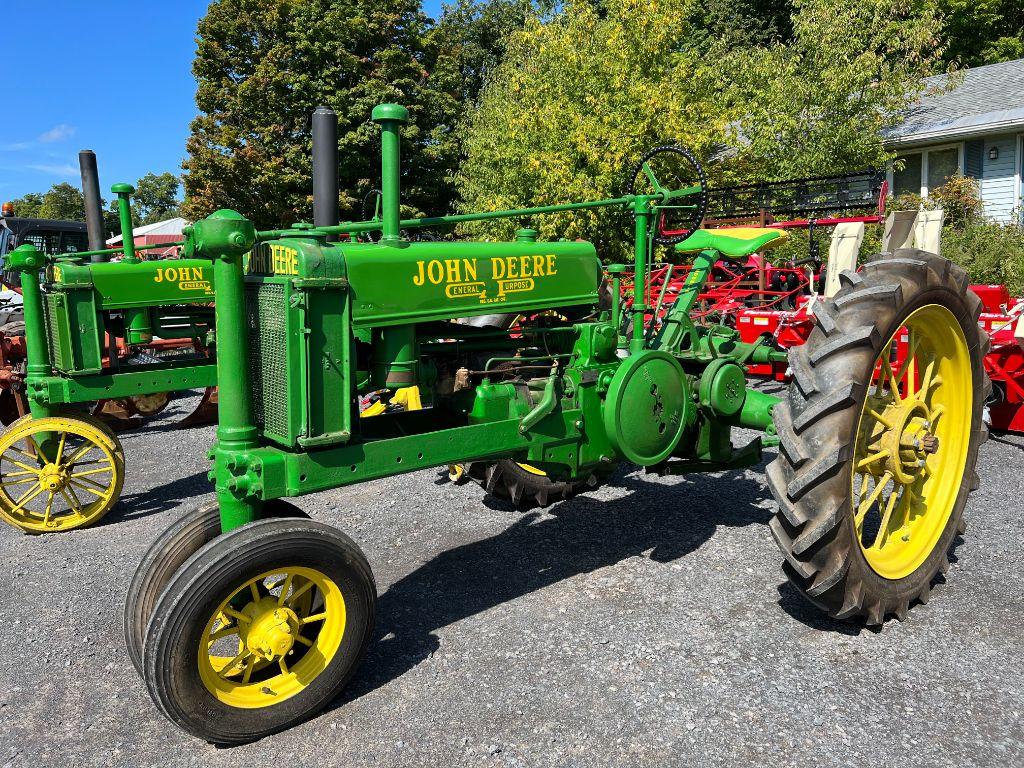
[675,227,789,259]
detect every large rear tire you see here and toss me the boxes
[463,459,601,510]
[767,250,989,625]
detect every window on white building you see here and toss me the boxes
[891,145,962,197]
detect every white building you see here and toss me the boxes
[885,58,1024,223]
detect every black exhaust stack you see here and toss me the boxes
[312,106,340,242]
[78,150,107,262]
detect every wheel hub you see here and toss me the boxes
[241,597,300,660]
[884,405,935,486]
[38,463,69,492]
[863,396,939,486]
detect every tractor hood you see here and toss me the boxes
[246,237,602,329]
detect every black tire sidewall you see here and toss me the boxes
[125,500,309,676]
[124,502,222,675]
[143,518,375,745]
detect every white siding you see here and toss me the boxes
[981,134,1018,223]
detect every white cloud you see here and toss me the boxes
[37,124,76,143]
[27,163,79,177]
[1,124,76,152]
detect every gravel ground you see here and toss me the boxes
[0,393,1022,768]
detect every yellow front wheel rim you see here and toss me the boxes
[198,566,346,709]
[851,304,973,580]
[0,416,124,533]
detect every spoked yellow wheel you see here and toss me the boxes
[199,567,344,708]
[143,517,376,744]
[768,251,988,625]
[852,304,972,580]
[0,414,125,533]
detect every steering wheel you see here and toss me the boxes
[358,188,441,243]
[360,189,383,243]
[626,145,708,245]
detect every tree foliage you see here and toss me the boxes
[185,0,446,227]
[9,183,85,221]
[8,192,44,219]
[182,0,533,228]
[7,173,179,238]
[720,0,944,182]
[457,0,944,258]
[928,0,1024,67]
[457,0,731,256]
[133,172,182,225]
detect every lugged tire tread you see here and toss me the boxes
[791,383,862,434]
[808,325,878,367]
[766,250,989,625]
[466,459,596,511]
[833,283,903,310]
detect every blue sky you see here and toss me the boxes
[3,0,444,203]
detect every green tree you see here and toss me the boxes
[418,0,534,191]
[133,172,181,225]
[183,0,463,228]
[427,0,533,102]
[38,183,86,221]
[691,0,793,46]
[457,0,732,257]
[8,192,44,218]
[930,0,1024,67]
[457,0,942,257]
[12,184,116,237]
[720,0,945,183]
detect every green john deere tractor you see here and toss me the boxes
[4,103,987,743]
[0,183,215,532]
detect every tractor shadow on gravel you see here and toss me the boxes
[775,582,865,635]
[103,471,212,524]
[334,463,843,707]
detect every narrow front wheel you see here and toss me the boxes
[124,499,311,675]
[142,518,376,744]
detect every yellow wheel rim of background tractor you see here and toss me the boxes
[0,416,124,533]
[198,566,346,709]
[516,462,547,476]
[851,304,972,580]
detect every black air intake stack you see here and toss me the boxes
[312,106,340,242]
[78,150,107,262]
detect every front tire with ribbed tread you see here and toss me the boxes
[766,249,989,625]
[124,500,310,675]
[142,517,376,745]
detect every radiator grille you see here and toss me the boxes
[245,282,289,437]
[43,293,65,371]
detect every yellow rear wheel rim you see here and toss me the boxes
[0,416,124,533]
[198,566,346,709]
[851,304,972,580]
[516,462,547,476]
